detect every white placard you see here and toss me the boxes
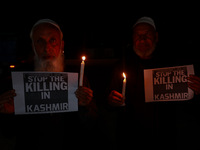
[144,65,195,102]
[11,72,78,114]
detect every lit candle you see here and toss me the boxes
[122,72,126,100]
[79,56,86,86]
[10,65,15,68]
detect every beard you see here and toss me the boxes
[34,52,64,72]
[133,44,156,59]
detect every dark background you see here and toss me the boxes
[0,3,199,149]
[0,2,199,65]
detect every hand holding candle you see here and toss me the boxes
[79,56,86,86]
[108,72,126,107]
[122,72,126,102]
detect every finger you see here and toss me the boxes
[188,82,200,95]
[0,98,14,105]
[76,91,93,100]
[76,89,93,105]
[0,91,15,104]
[109,97,124,106]
[76,93,93,100]
[4,102,14,113]
[111,90,123,99]
[108,93,124,106]
[1,94,14,101]
[78,100,85,106]
[111,95,123,102]
[75,87,93,96]
[76,88,93,98]
[188,75,200,83]
[0,90,16,99]
[188,78,200,85]
[78,96,92,106]
[78,86,93,95]
[188,82,200,90]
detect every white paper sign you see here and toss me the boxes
[144,65,195,102]
[11,72,78,114]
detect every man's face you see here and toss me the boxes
[133,23,158,59]
[32,23,63,61]
[31,23,64,72]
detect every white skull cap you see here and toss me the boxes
[30,18,63,39]
[134,16,156,30]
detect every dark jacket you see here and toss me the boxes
[106,45,200,150]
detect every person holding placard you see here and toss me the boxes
[0,19,98,150]
[106,16,200,150]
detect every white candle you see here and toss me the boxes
[122,72,126,100]
[79,56,86,86]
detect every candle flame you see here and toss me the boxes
[10,65,15,68]
[82,56,86,61]
[123,72,126,79]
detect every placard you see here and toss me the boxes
[12,72,78,114]
[144,65,194,102]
